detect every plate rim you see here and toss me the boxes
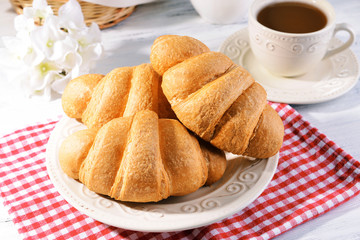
[46,116,279,232]
[219,27,360,105]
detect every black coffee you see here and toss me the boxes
[257,2,327,33]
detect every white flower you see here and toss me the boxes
[75,23,103,71]
[23,0,53,24]
[14,15,35,37]
[2,34,44,67]
[56,0,103,74]
[30,15,70,62]
[30,61,60,89]
[0,0,103,100]
[2,36,28,60]
[0,48,28,89]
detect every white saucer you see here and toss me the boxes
[219,28,360,104]
[46,117,278,232]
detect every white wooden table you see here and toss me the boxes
[1,0,359,239]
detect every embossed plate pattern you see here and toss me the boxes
[219,28,360,104]
[46,117,278,232]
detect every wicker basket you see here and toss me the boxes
[9,0,135,29]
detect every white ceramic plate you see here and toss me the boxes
[46,117,278,232]
[219,27,360,104]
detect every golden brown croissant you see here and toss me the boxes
[59,110,226,203]
[61,63,176,130]
[150,35,284,158]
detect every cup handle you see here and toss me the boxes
[323,23,355,60]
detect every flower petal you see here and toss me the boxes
[58,0,85,29]
[14,15,35,33]
[51,73,71,94]
[32,0,48,9]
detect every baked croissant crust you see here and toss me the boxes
[61,63,176,130]
[59,110,227,203]
[150,35,284,158]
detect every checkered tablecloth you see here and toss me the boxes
[1,103,359,240]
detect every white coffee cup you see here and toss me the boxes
[190,0,251,24]
[248,0,355,77]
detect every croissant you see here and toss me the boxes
[61,63,176,130]
[150,35,284,158]
[59,110,227,202]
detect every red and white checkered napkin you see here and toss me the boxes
[1,103,359,240]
